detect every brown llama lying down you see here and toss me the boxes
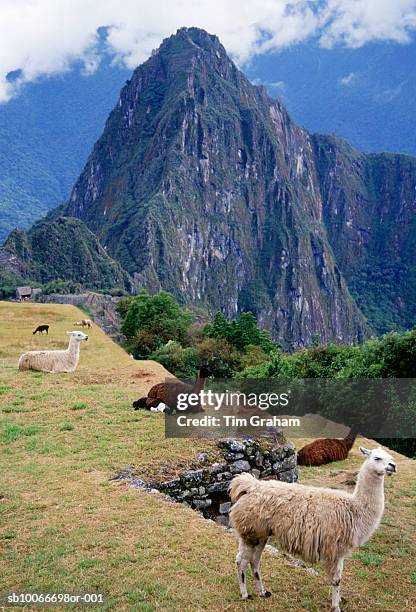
[133,365,212,413]
[297,424,360,466]
[33,324,49,334]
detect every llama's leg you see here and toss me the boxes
[250,539,271,597]
[330,558,344,612]
[236,538,253,600]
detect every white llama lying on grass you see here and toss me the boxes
[229,446,396,612]
[18,331,88,373]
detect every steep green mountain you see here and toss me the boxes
[4,28,416,346]
[1,35,416,245]
[1,216,131,291]
[64,27,368,347]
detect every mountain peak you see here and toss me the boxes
[159,27,223,55]
[143,26,233,80]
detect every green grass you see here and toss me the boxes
[352,552,384,567]
[0,301,415,611]
[0,422,40,443]
[71,402,88,410]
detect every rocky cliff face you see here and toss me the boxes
[5,28,415,345]
[313,135,416,332]
[65,27,370,347]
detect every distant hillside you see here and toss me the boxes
[249,40,416,157]
[0,60,129,243]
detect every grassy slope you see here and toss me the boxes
[0,302,415,611]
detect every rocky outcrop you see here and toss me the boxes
[0,245,26,276]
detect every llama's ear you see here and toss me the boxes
[360,446,371,456]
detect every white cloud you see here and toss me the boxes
[374,80,408,102]
[320,0,416,48]
[339,72,357,86]
[252,78,287,91]
[0,0,415,102]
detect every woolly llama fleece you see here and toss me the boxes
[230,446,396,611]
[18,331,88,373]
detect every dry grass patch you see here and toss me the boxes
[0,301,415,611]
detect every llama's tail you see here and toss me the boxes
[32,329,37,334]
[132,397,147,410]
[229,472,259,503]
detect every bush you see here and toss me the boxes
[194,337,242,378]
[117,290,192,358]
[149,341,197,379]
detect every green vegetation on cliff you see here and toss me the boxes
[2,216,132,292]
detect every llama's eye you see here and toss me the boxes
[374,457,382,461]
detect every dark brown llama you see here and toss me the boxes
[297,424,360,466]
[132,365,212,413]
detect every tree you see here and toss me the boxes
[195,337,242,378]
[117,290,192,357]
[204,311,276,354]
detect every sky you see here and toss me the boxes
[0,0,416,102]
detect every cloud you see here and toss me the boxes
[320,0,416,48]
[0,0,416,102]
[252,78,287,92]
[374,80,408,102]
[339,72,357,86]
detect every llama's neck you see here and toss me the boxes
[352,464,385,545]
[67,337,81,362]
[193,375,206,394]
[345,428,358,451]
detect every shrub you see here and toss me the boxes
[194,337,242,378]
[150,341,197,379]
[118,290,192,358]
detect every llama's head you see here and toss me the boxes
[360,446,396,477]
[67,331,89,342]
[198,364,213,378]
